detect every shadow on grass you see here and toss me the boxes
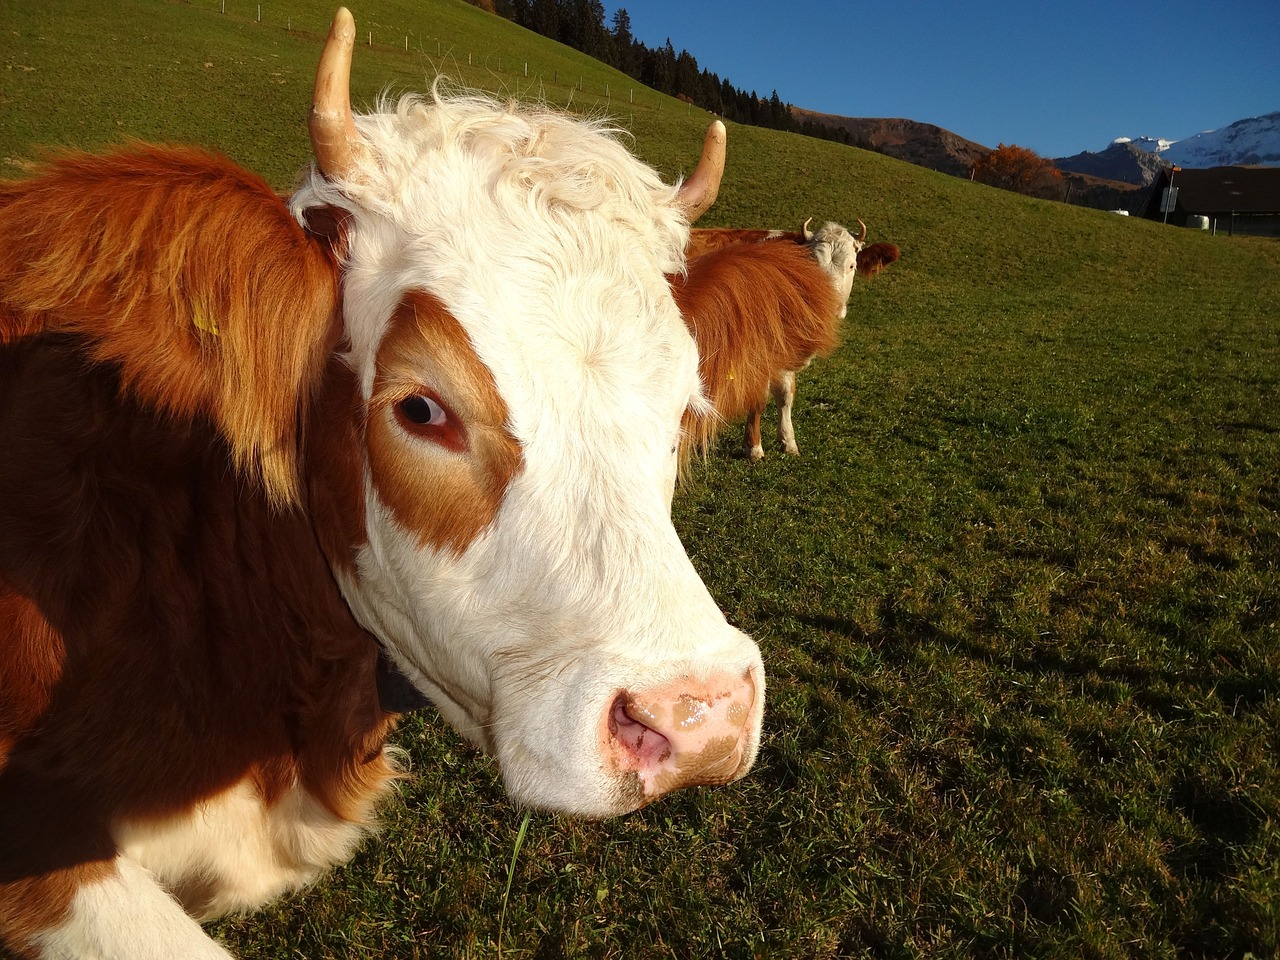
[788,596,958,661]
[779,596,1279,718]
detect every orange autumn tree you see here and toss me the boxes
[971,144,1064,199]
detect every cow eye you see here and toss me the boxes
[399,394,446,427]
[394,392,467,452]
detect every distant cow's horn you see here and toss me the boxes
[310,7,370,182]
[855,218,868,243]
[676,121,727,223]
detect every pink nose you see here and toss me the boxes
[606,670,758,800]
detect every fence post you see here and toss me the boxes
[524,62,528,77]
[256,4,260,22]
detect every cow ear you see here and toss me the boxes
[0,145,342,508]
[301,203,353,261]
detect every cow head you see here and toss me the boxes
[291,9,761,818]
[802,218,866,318]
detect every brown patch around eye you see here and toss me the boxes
[367,291,523,554]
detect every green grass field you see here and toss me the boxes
[3,1,1278,957]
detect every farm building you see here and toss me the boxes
[1141,165,1280,236]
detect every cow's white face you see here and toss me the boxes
[808,222,863,319]
[293,95,763,817]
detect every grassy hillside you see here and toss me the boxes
[4,1,1278,958]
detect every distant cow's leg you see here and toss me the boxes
[773,370,799,455]
[743,404,766,461]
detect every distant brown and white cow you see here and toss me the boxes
[680,219,866,459]
[673,241,844,460]
[687,217,867,318]
[0,9,764,959]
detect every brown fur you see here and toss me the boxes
[857,242,900,277]
[0,149,399,948]
[672,242,842,456]
[0,335,400,934]
[0,144,341,508]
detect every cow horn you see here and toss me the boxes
[309,7,369,182]
[855,218,868,243]
[802,217,814,241]
[676,120,726,223]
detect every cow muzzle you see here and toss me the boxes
[604,668,760,801]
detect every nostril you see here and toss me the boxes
[604,674,756,801]
[609,694,672,768]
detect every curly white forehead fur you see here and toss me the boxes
[291,90,690,272]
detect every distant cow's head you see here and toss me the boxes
[292,11,761,817]
[798,221,870,320]
[802,218,866,318]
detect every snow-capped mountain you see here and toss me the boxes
[1055,112,1280,186]
[1113,136,1175,155]
[1123,112,1280,168]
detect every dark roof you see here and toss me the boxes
[1152,165,1280,214]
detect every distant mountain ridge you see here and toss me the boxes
[1057,112,1280,186]
[785,103,1278,218]
[1054,141,1171,187]
[789,108,989,178]
[789,108,1146,211]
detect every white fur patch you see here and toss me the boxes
[115,775,383,921]
[31,857,233,960]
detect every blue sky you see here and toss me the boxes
[610,0,1280,158]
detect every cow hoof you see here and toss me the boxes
[747,446,765,461]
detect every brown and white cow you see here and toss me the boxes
[0,9,763,958]
[687,217,866,318]
[673,241,844,460]
[680,219,866,460]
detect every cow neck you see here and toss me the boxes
[301,351,429,716]
[375,647,434,715]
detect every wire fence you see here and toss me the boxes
[211,0,709,124]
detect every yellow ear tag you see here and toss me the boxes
[727,368,735,382]
[193,305,221,337]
